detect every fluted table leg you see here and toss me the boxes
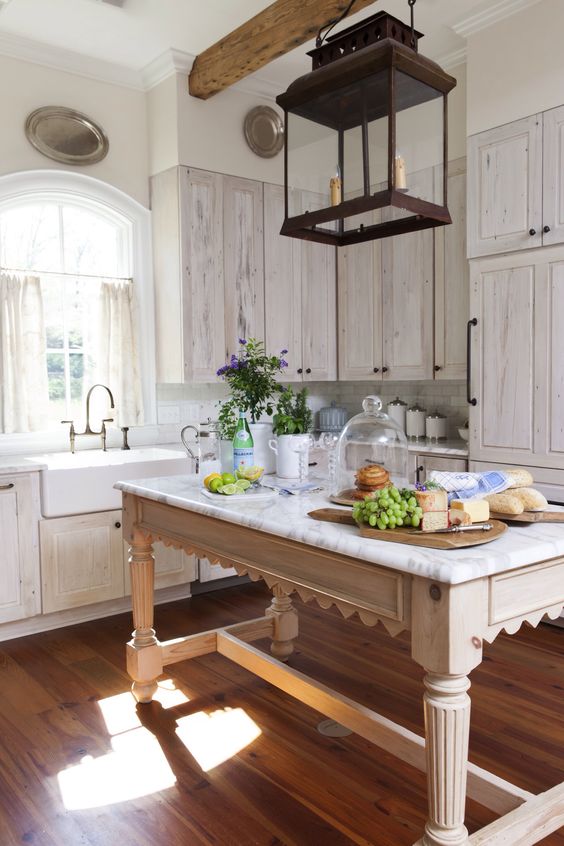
[266,584,299,661]
[418,673,471,846]
[126,530,162,703]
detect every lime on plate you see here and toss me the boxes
[219,483,239,496]
[235,479,251,491]
[221,472,236,485]
[209,477,223,493]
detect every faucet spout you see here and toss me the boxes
[180,424,200,473]
[84,384,115,435]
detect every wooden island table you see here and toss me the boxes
[116,474,564,846]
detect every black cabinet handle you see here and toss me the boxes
[529,228,536,236]
[434,365,442,372]
[544,225,551,233]
[415,464,424,484]
[373,367,380,373]
[305,368,311,374]
[467,318,478,406]
[297,368,303,374]
[382,366,389,373]
[115,521,121,529]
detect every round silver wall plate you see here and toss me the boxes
[25,106,109,166]
[243,106,284,159]
[317,719,353,738]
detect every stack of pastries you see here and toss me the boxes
[352,464,390,500]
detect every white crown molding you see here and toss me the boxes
[451,0,544,38]
[434,46,467,70]
[142,48,194,91]
[0,30,144,89]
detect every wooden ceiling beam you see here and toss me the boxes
[188,0,380,100]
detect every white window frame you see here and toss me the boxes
[0,170,156,450]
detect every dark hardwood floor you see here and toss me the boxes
[1,581,564,846]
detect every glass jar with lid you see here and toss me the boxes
[333,396,408,498]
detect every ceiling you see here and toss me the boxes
[0,0,543,90]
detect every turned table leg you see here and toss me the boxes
[266,584,299,661]
[126,530,163,703]
[417,673,472,846]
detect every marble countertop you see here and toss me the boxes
[0,455,47,473]
[115,474,564,586]
[406,438,468,457]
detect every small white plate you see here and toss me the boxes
[201,486,279,503]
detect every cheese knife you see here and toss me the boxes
[432,522,493,534]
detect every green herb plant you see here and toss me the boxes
[272,387,313,436]
[216,338,288,424]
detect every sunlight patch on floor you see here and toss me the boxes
[97,679,190,735]
[175,706,262,771]
[57,727,176,809]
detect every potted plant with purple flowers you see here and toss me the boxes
[216,338,288,472]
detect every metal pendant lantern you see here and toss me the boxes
[276,4,456,246]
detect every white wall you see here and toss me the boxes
[448,63,466,159]
[467,0,564,136]
[0,55,150,206]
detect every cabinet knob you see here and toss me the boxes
[529,228,536,236]
[297,368,303,374]
[382,366,389,373]
[115,521,121,529]
[0,482,14,491]
[373,367,380,373]
[544,225,551,233]
[305,368,311,374]
[434,365,442,372]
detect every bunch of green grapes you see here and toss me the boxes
[352,486,424,530]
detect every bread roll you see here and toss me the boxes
[505,468,534,489]
[485,492,524,515]
[512,487,548,511]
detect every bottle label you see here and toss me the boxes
[236,430,250,442]
[233,447,254,472]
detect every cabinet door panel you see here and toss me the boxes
[124,542,197,592]
[542,106,564,246]
[382,168,434,381]
[338,209,382,380]
[41,511,124,612]
[537,260,564,460]
[468,116,542,257]
[199,558,238,582]
[180,167,225,381]
[264,183,302,380]
[223,176,264,357]
[469,259,537,462]
[300,192,337,382]
[0,475,40,623]
[435,163,468,379]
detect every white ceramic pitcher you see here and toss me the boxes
[268,434,310,479]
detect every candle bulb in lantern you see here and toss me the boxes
[330,164,342,206]
[394,154,407,191]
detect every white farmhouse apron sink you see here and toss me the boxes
[32,447,190,517]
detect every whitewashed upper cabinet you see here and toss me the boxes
[469,246,564,470]
[152,167,225,383]
[542,105,564,246]
[468,115,543,258]
[434,161,469,380]
[0,474,41,623]
[264,183,336,382]
[223,176,265,358]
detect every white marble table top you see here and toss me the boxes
[407,438,468,457]
[115,473,564,586]
[0,455,46,473]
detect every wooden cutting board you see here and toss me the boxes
[308,509,507,550]
[490,505,564,523]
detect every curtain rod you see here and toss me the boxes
[0,266,132,282]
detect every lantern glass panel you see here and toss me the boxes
[394,70,444,205]
[287,112,338,218]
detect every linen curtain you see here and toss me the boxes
[94,279,144,428]
[0,272,49,433]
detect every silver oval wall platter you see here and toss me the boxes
[243,106,284,158]
[25,106,109,165]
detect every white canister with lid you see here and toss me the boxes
[425,410,447,441]
[387,397,407,433]
[318,401,348,434]
[406,403,427,440]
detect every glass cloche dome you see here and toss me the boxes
[333,396,408,497]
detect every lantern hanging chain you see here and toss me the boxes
[408,0,417,49]
[315,0,358,48]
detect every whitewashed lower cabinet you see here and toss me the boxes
[0,473,41,623]
[41,511,198,613]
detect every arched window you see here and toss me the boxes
[0,171,155,435]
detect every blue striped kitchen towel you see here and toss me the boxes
[428,470,511,502]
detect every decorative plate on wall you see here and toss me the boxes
[25,106,109,165]
[243,106,284,158]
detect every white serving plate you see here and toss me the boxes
[201,486,279,503]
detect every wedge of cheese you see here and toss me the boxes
[421,511,449,533]
[451,498,490,523]
[415,489,449,512]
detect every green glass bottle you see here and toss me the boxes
[233,411,254,474]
